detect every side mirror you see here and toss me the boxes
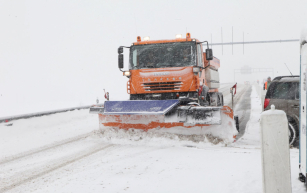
[206,49,213,60]
[118,47,123,54]
[118,54,123,69]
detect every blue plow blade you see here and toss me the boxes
[103,100,179,115]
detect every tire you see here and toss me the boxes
[299,173,306,183]
[234,115,239,132]
[288,122,296,146]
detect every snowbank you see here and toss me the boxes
[234,86,261,148]
[0,109,98,159]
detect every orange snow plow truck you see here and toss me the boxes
[90,33,239,143]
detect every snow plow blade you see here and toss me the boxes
[90,99,234,127]
[90,100,238,143]
[103,100,179,115]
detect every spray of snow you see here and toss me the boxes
[98,109,237,147]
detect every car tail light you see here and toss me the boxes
[264,99,270,109]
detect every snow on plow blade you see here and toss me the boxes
[93,100,233,128]
[103,100,179,115]
[91,100,237,143]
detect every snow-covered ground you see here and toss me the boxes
[0,85,304,192]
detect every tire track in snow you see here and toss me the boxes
[0,144,114,192]
[0,131,97,165]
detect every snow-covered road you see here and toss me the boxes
[0,85,305,193]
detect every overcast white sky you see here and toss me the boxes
[0,0,306,117]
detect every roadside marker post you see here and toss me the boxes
[260,105,292,193]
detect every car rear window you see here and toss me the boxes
[266,82,298,100]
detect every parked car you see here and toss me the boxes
[264,76,300,147]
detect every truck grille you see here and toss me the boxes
[142,82,183,91]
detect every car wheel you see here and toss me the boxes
[289,122,296,146]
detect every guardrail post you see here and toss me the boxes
[260,105,292,193]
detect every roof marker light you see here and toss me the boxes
[123,71,131,77]
[186,33,191,38]
[143,36,150,41]
[175,34,182,39]
[137,36,141,42]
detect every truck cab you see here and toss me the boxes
[118,33,222,106]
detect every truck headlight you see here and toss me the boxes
[123,71,131,76]
[193,67,200,73]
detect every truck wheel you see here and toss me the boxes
[288,122,296,146]
[217,92,223,106]
[299,173,306,183]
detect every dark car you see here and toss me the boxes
[264,76,300,147]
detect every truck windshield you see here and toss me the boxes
[129,42,196,69]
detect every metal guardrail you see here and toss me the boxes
[0,104,103,123]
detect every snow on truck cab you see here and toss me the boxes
[118,33,222,104]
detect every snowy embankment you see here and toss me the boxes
[0,86,305,193]
[234,85,262,148]
[234,85,304,193]
[0,110,98,159]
